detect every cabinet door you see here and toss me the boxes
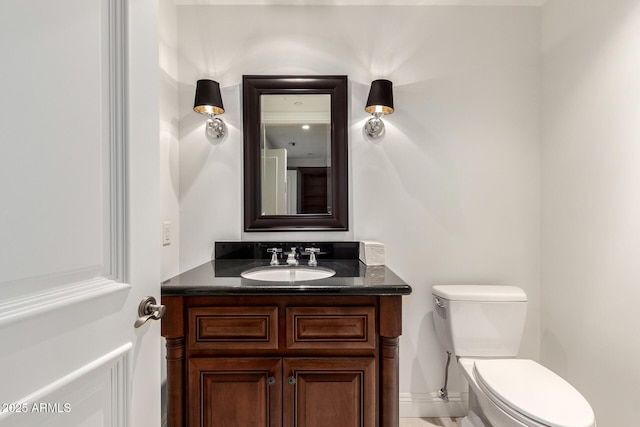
[189,358,282,427]
[283,357,376,427]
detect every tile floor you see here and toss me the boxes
[400,417,462,427]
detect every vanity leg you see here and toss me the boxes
[380,336,400,427]
[380,296,402,427]
[166,337,185,427]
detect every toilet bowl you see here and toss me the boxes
[432,285,596,427]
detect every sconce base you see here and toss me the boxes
[364,116,385,138]
[206,116,227,139]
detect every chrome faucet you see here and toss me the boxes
[305,247,320,266]
[286,247,299,265]
[267,247,282,265]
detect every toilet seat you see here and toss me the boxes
[473,359,595,427]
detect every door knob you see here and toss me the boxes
[134,296,166,328]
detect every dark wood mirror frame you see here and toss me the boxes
[243,75,349,231]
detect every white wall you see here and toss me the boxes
[159,4,180,425]
[541,0,640,425]
[160,0,181,281]
[173,5,541,416]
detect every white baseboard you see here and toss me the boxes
[399,391,468,418]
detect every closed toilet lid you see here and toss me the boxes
[473,359,595,427]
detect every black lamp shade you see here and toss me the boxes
[194,79,225,115]
[365,79,394,115]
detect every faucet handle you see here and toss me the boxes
[304,247,320,266]
[267,247,282,265]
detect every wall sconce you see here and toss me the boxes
[364,79,394,138]
[193,79,227,139]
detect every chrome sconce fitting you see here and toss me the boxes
[364,79,394,139]
[193,79,227,139]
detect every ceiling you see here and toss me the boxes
[174,0,549,6]
[264,124,329,160]
[261,94,331,161]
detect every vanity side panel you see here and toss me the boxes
[379,296,402,427]
[161,296,185,427]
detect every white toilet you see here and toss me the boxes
[432,285,596,427]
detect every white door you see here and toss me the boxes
[286,170,297,214]
[0,0,160,426]
[261,148,287,215]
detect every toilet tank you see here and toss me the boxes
[432,285,527,357]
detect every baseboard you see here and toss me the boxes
[399,391,468,418]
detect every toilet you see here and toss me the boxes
[432,285,596,427]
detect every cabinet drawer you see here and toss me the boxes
[188,306,278,350]
[286,306,376,350]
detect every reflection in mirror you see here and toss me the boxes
[260,94,332,215]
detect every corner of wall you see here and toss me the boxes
[159,0,180,281]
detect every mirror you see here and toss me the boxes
[243,76,348,231]
[260,94,331,215]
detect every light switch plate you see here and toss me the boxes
[162,221,171,246]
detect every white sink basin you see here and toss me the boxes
[241,266,336,282]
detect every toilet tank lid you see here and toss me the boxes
[432,285,527,302]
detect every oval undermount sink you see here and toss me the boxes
[241,266,336,282]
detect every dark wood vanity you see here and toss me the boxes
[162,243,411,427]
[162,294,404,427]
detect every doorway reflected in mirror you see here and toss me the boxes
[260,94,331,216]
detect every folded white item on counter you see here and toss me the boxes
[359,241,385,266]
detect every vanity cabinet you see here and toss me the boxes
[162,295,403,427]
[189,356,374,427]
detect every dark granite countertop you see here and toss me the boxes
[161,259,412,296]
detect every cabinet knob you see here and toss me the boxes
[287,376,296,386]
[267,376,276,386]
